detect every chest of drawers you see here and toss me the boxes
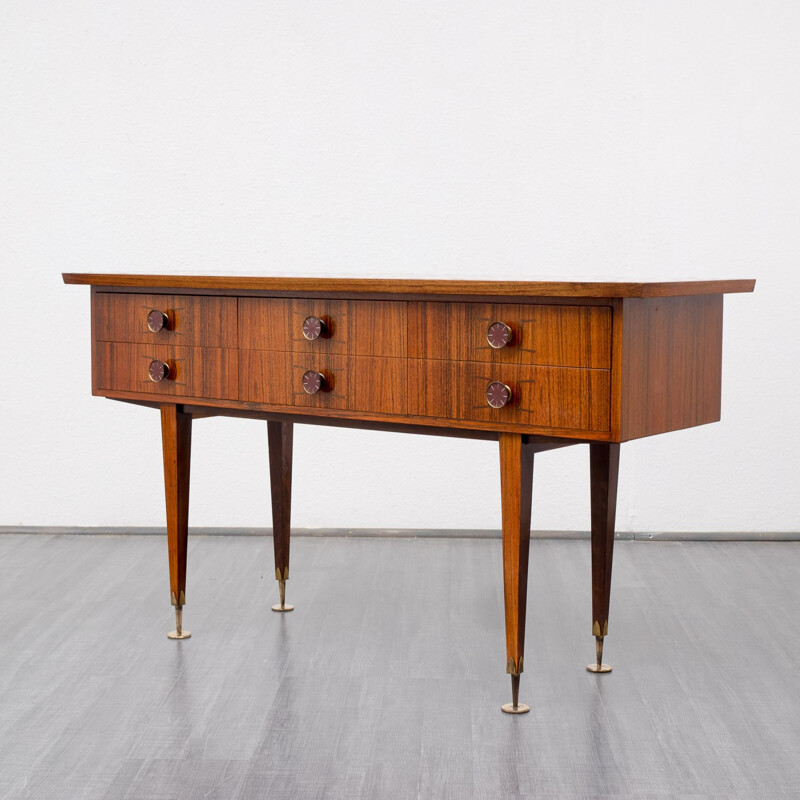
[65,273,754,713]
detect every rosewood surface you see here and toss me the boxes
[64,272,754,712]
[63,272,755,298]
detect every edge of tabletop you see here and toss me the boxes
[61,274,757,298]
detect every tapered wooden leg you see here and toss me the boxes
[268,421,294,612]
[499,433,535,714]
[161,403,192,640]
[587,442,620,673]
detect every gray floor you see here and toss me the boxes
[1,534,799,799]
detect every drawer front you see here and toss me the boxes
[408,302,611,369]
[240,351,406,415]
[407,360,610,432]
[94,293,238,348]
[238,298,407,358]
[96,342,238,400]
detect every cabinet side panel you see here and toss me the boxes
[90,286,99,395]
[620,295,723,441]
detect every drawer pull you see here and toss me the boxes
[148,360,170,383]
[147,310,169,332]
[302,316,326,341]
[486,321,512,349]
[486,381,512,409]
[302,370,325,394]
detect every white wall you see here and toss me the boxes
[1,1,797,532]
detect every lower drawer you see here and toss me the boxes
[407,360,610,432]
[240,351,407,415]
[96,342,239,400]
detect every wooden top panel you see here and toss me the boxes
[63,273,755,299]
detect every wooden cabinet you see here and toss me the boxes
[65,273,754,714]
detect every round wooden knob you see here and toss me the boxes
[147,310,169,332]
[302,316,326,341]
[486,381,512,409]
[487,321,512,349]
[148,360,170,383]
[302,370,325,394]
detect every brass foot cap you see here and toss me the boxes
[271,604,294,612]
[501,703,530,714]
[167,630,191,639]
[586,663,612,673]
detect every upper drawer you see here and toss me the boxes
[408,302,611,369]
[93,293,238,348]
[238,298,407,358]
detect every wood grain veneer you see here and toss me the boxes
[408,302,611,368]
[64,273,756,298]
[238,351,293,406]
[408,360,610,433]
[616,294,724,441]
[97,388,614,441]
[94,292,238,348]
[96,342,239,400]
[240,351,407,415]
[238,298,407,357]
